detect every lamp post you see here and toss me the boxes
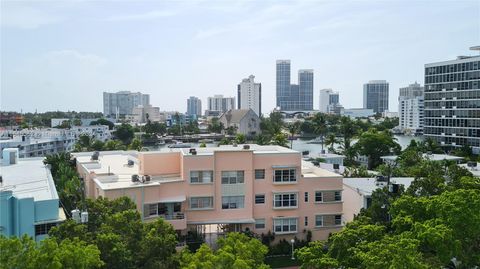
[290,238,295,260]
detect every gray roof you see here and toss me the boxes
[343,177,415,196]
[219,109,257,124]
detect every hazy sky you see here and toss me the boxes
[1,0,479,114]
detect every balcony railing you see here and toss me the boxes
[160,212,185,220]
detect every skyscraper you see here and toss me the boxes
[276,60,314,111]
[424,46,480,152]
[103,91,150,118]
[187,96,202,117]
[207,95,235,114]
[363,80,389,114]
[237,75,262,116]
[276,60,291,110]
[398,82,424,134]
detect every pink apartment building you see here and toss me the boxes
[74,144,343,242]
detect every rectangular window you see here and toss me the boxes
[255,219,266,229]
[221,171,245,184]
[190,171,213,184]
[190,197,213,209]
[255,194,265,204]
[304,216,308,226]
[304,192,309,202]
[315,191,342,202]
[273,218,297,233]
[316,215,342,227]
[35,222,58,236]
[315,191,322,202]
[273,193,297,208]
[255,169,265,179]
[334,191,342,201]
[222,196,245,209]
[273,169,297,183]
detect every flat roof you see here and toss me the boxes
[142,144,300,156]
[343,177,414,196]
[381,154,463,162]
[301,160,342,178]
[425,55,480,67]
[0,158,58,201]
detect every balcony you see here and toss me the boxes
[162,213,187,230]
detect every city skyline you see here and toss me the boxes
[1,0,479,113]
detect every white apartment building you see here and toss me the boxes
[103,91,150,118]
[207,95,235,114]
[319,89,339,113]
[237,75,262,116]
[399,82,424,134]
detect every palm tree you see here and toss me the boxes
[324,133,338,153]
[287,121,301,149]
[312,113,327,151]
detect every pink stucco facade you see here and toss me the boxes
[74,145,344,241]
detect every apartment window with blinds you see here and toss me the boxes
[273,218,297,233]
[315,190,342,202]
[304,216,308,226]
[255,219,266,229]
[190,171,213,184]
[304,192,309,202]
[221,171,244,184]
[273,169,296,183]
[255,169,265,179]
[273,193,297,208]
[190,197,213,209]
[222,196,245,209]
[315,215,342,227]
[255,194,265,204]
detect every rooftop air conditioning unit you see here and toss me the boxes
[144,175,151,182]
[127,159,134,166]
[243,144,250,150]
[91,151,99,161]
[189,148,197,155]
[333,163,340,170]
[131,174,140,183]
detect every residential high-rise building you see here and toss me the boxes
[237,75,262,116]
[187,96,202,117]
[319,89,340,113]
[363,80,389,114]
[207,95,235,114]
[276,60,314,111]
[103,91,150,118]
[276,60,291,110]
[298,70,314,111]
[399,82,424,134]
[424,47,480,152]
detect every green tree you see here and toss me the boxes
[354,129,401,169]
[324,133,338,153]
[73,118,82,126]
[103,140,125,151]
[270,133,288,147]
[90,118,115,130]
[235,133,246,144]
[115,123,134,144]
[180,233,270,269]
[208,117,224,133]
[287,121,301,149]
[128,138,143,151]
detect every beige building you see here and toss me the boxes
[218,109,261,137]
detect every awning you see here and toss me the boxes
[188,218,256,225]
[272,165,297,169]
[156,195,186,203]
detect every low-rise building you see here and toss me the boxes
[342,108,375,118]
[218,109,261,137]
[343,176,414,222]
[381,153,464,166]
[74,145,344,242]
[0,149,65,241]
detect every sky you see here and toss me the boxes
[1,0,479,114]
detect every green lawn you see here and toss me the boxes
[265,255,301,268]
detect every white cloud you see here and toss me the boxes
[105,10,176,22]
[1,4,63,29]
[43,50,107,66]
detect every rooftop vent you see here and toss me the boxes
[243,144,250,150]
[143,175,151,182]
[127,160,134,166]
[189,148,197,155]
[131,174,140,183]
[232,143,238,147]
[91,151,99,161]
[467,161,477,168]
[333,163,340,170]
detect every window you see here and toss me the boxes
[190,197,213,209]
[222,196,245,209]
[255,194,265,204]
[147,204,158,217]
[304,216,308,226]
[274,169,296,183]
[273,218,297,233]
[315,191,342,202]
[221,171,244,184]
[316,215,342,227]
[255,169,265,179]
[35,222,58,236]
[304,192,309,202]
[273,193,297,208]
[190,171,213,184]
[255,219,266,229]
